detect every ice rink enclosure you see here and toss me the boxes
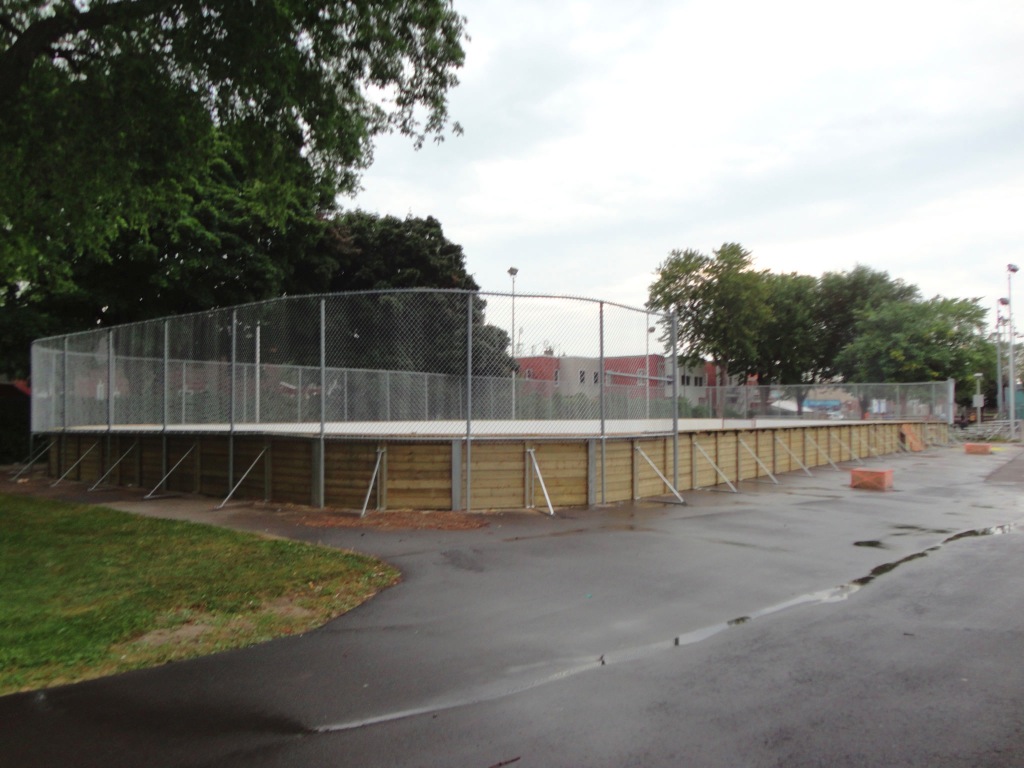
[31,290,954,512]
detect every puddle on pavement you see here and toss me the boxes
[890,524,955,536]
[943,524,1013,543]
[853,540,887,549]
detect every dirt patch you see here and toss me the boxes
[264,502,491,531]
[2,470,494,531]
[134,622,215,647]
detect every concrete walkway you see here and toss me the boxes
[3,444,1024,766]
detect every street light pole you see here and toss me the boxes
[645,319,654,419]
[1008,264,1018,440]
[508,266,518,420]
[995,307,1004,419]
[974,372,983,427]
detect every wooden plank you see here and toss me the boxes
[635,438,670,498]
[600,441,633,502]
[675,437,692,491]
[763,429,777,477]
[533,442,587,506]
[389,442,451,510]
[692,433,717,488]
[462,443,525,510]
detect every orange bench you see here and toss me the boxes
[964,443,992,455]
[850,468,894,491]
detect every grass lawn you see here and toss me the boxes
[0,493,399,696]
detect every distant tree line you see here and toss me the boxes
[647,243,995,407]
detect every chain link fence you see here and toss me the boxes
[31,290,954,435]
[680,381,954,422]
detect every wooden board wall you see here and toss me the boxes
[464,442,525,510]
[532,442,589,507]
[324,441,380,509]
[270,440,314,506]
[39,421,950,512]
[388,442,451,510]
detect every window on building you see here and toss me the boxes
[695,376,704,386]
[525,369,533,380]
[593,371,600,385]
[554,370,560,385]
[683,374,691,386]
[579,369,586,384]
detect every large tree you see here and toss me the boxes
[834,297,991,393]
[753,272,821,386]
[287,210,480,295]
[813,265,920,381]
[0,129,331,377]
[648,243,770,385]
[0,0,467,286]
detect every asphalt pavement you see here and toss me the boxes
[3,443,1024,767]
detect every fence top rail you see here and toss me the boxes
[32,289,673,346]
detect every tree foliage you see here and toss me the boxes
[753,272,820,386]
[647,243,770,384]
[287,210,480,296]
[647,245,992,402]
[813,265,919,381]
[0,0,468,285]
[834,297,992,393]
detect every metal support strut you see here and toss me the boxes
[361,448,386,518]
[833,434,864,465]
[738,437,779,485]
[634,445,686,504]
[145,443,197,499]
[51,441,99,487]
[805,434,840,471]
[217,448,268,510]
[11,439,55,481]
[89,440,138,491]
[774,435,813,477]
[693,441,738,493]
[526,448,556,516]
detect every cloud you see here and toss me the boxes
[353,0,1024,321]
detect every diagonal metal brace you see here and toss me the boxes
[145,443,196,499]
[217,448,268,510]
[738,437,778,484]
[634,445,686,504]
[89,440,139,491]
[693,441,738,493]
[51,441,99,487]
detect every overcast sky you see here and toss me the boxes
[352,0,1024,328]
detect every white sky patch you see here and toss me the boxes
[352,0,1024,327]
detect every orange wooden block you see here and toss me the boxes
[900,424,925,452]
[850,468,894,491]
[964,443,992,455]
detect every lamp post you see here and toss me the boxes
[1009,264,1019,440]
[508,267,518,419]
[995,307,1004,419]
[974,372,983,427]
[645,321,655,419]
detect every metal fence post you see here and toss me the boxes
[107,329,114,431]
[466,292,473,512]
[599,301,606,504]
[255,322,261,423]
[162,320,169,482]
[671,310,679,488]
[229,309,237,493]
[318,298,326,508]
[61,336,68,433]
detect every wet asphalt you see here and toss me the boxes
[3,444,1024,767]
